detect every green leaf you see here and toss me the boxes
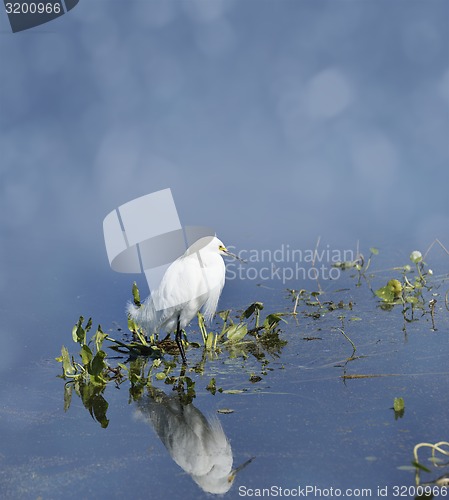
[197,311,208,344]
[369,247,379,255]
[135,328,148,346]
[56,346,76,377]
[206,377,217,395]
[205,332,215,350]
[72,316,81,342]
[132,282,141,307]
[85,317,93,333]
[126,318,148,348]
[393,397,405,412]
[411,461,431,473]
[91,394,109,428]
[241,302,264,320]
[263,313,284,331]
[218,310,230,322]
[72,317,87,346]
[90,351,107,377]
[93,325,108,353]
[375,286,394,302]
[63,383,73,412]
[80,345,93,366]
[389,279,403,296]
[127,316,138,332]
[376,279,403,302]
[226,323,248,342]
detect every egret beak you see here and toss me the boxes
[220,246,247,263]
[227,456,255,483]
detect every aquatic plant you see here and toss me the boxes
[56,285,288,425]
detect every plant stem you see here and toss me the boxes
[337,327,356,356]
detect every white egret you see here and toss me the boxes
[127,236,241,364]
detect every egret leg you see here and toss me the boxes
[175,316,187,365]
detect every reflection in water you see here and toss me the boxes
[134,387,252,494]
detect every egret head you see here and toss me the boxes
[217,241,246,262]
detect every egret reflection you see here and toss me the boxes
[134,387,253,494]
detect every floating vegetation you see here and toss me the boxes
[55,317,121,428]
[333,246,378,275]
[332,241,449,335]
[375,279,403,302]
[369,247,449,332]
[393,397,405,412]
[374,251,430,307]
[287,288,354,320]
[392,397,405,420]
[57,241,449,430]
[56,285,289,425]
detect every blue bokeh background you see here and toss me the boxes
[0,0,448,360]
[1,1,448,244]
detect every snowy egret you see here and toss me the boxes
[127,236,242,364]
[134,387,253,494]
